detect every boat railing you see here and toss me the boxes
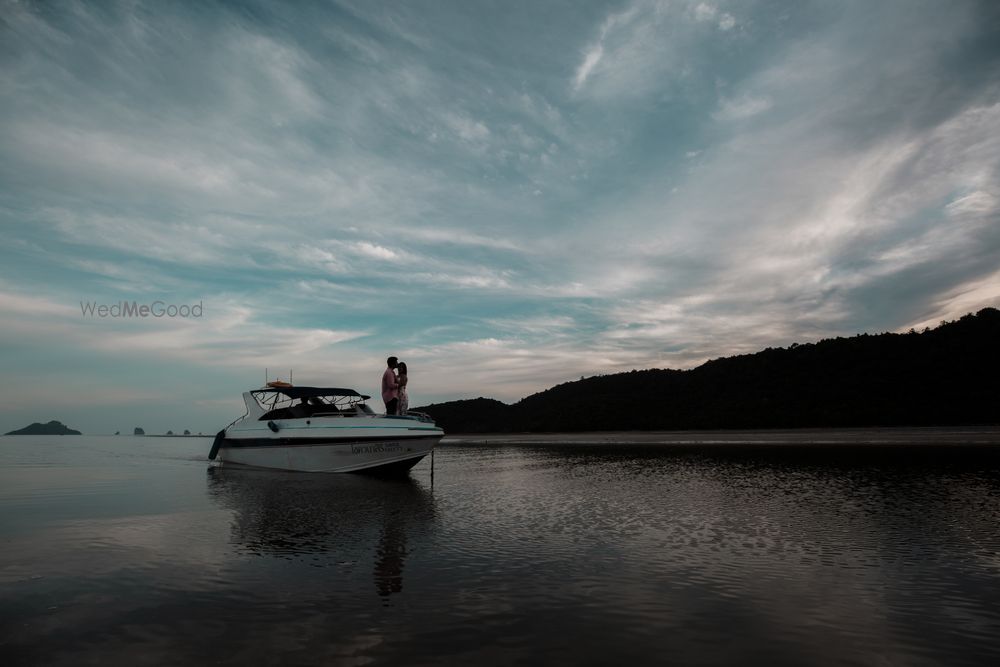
[399,411,435,424]
[223,409,249,430]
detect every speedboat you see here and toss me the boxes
[208,384,443,474]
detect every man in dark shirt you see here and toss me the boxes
[381,356,399,415]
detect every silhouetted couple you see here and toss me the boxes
[381,356,409,416]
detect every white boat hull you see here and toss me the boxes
[217,434,439,473]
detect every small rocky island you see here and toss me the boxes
[134,427,145,435]
[6,420,82,435]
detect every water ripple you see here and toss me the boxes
[2,437,1000,665]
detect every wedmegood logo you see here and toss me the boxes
[80,301,204,318]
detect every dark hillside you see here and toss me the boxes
[415,308,1000,432]
[412,397,512,434]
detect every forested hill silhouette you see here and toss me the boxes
[414,308,1000,433]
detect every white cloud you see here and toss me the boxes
[574,43,605,91]
[353,241,401,261]
[570,3,642,95]
[483,314,577,335]
[714,94,773,120]
[444,112,491,143]
[945,190,996,216]
[570,0,741,100]
[694,3,718,22]
[412,271,513,290]
[0,290,78,318]
[905,269,1000,332]
[229,33,325,121]
[391,226,524,252]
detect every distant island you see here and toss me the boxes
[415,308,1000,433]
[134,427,145,435]
[5,420,82,436]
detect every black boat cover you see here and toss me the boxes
[252,386,369,399]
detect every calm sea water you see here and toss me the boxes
[2,434,1000,666]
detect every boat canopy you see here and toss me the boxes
[252,386,371,400]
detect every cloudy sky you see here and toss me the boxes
[1,0,998,434]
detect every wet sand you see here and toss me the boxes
[442,426,1000,445]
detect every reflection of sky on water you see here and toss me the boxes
[1,436,1000,665]
[437,444,1000,663]
[404,444,991,662]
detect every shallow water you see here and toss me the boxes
[2,434,1000,665]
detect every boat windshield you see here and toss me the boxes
[252,387,372,420]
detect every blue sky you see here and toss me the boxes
[1,0,999,434]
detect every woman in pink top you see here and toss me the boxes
[396,362,409,415]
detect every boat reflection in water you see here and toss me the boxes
[206,466,436,602]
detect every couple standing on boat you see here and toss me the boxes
[380,356,409,416]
